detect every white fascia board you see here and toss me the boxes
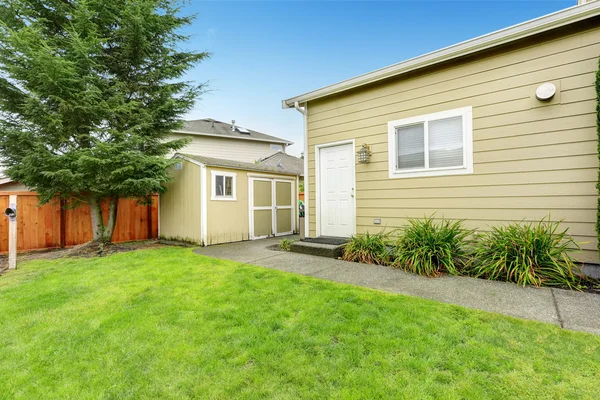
[172,130,294,146]
[282,2,600,108]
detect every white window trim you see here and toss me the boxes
[210,170,237,201]
[270,143,284,152]
[387,106,473,179]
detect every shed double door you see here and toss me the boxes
[250,178,295,239]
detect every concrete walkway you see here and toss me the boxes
[193,235,600,335]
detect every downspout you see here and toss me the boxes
[294,101,309,238]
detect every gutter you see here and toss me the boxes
[282,1,600,108]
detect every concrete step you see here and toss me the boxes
[290,240,345,258]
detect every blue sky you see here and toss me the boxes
[181,1,575,156]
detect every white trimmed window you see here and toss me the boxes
[211,171,237,201]
[270,144,283,152]
[387,106,473,179]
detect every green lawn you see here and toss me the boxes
[0,247,599,399]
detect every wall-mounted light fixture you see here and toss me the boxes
[535,82,556,101]
[357,144,372,164]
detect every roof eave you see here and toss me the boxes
[282,2,600,107]
[175,153,300,175]
[172,153,206,167]
[174,130,293,145]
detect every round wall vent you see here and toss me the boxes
[535,82,556,101]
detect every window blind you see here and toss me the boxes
[428,116,463,168]
[396,123,425,170]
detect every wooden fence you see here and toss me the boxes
[0,192,158,253]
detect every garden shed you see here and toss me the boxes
[159,153,302,245]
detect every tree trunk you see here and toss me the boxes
[88,195,105,242]
[102,196,119,243]
[89,196,119,244]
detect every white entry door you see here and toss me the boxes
[318,142,355,237]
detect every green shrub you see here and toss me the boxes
[467,219,582,289]
[279,238,294,251]
[392,217,472,277]
[342,231,391,264]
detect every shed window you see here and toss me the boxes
[211,171,237,201]
[388,106,473,179]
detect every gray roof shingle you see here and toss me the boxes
[177,119,293,145]
[176,153,303,176]
[257,152,303,176]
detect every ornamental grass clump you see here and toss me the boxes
[342,231,392,265]
[392,217,472,277]
[279,238,294,251]
[467,219,582,289]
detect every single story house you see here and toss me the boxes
[283,1,600,263]
[169,119,294,163]
[159,153,303,246]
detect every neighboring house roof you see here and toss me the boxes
[0,177,13,186]
[257,152,304,176]
[175,119,293,145]
[175,153,303,176]
[282,1,600,107]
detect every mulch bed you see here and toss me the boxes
[0,240,165,275]
[266,243,287,252]
[577,279,600,295]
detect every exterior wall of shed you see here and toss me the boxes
[159,160,202,243]
[205,167,298,245]
[206,166,250,245]
[169,133,286,163]
[305,20,600,262]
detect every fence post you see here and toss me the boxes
[8,194,17,270]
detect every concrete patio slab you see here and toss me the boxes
[192,239,282,264]
[256,251,340,275]
[387,275,559,325]
[552,288,600,335]
[193,236,598,334]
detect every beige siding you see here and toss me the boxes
[206,166,251,245]
[159,160,202,243]
[305,21,600,262]
[170,133,284,163]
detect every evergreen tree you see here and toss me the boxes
[0,0,207,242]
